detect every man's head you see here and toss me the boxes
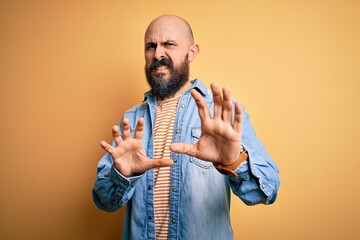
[144,15,199,99]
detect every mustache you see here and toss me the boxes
[148,58,174,72]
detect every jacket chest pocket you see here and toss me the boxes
[190,128,213,169]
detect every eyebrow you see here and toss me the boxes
[145,40,177,47]
[146,39,176,43]
[164,40,177,44]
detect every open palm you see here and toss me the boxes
[100,118,173,177]
[170,83,243,165]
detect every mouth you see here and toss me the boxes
[151,66,171,80]
[152,65,170,77]
[153,66,168,72]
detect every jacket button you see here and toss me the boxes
[172,219,176,223]
[172,188,177,193]
[173,158,177,163]
[148,216,152,220]
[175,130,180,134]
[180,104,185,108]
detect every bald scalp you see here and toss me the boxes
[145,15,194,45]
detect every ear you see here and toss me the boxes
[188,44,200,62]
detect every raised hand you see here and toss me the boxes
[100,118,173,177]
[170,83,243,165]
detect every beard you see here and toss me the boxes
[145,55,190,100]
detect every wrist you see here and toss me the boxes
[213,148,249,177]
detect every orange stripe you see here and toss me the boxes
[153,95,180,239]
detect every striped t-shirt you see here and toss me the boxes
[153,95,181,240]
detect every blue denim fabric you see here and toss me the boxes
[93,79,280,240]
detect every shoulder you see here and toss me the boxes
[123,101,148,118]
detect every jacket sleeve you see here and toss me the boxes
[228,109,280,205]
[92,151,143,212]
[93,105,148,212]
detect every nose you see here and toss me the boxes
[154,45,165,61]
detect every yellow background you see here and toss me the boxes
[1,0,359,239]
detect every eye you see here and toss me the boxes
[146,42,157,50]
[164,41,175,47]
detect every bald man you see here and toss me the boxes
[93,15,280,240]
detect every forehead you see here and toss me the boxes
[144,18,190,43]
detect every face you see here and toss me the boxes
[144,16,199,99]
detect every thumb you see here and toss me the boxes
[149,159,174,168]
[170,143,197,157]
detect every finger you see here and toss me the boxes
[170,143,197,157]
[190,89,211,121]
[210,83,222,119]
[222,87,233,123]
[112,125,122,145]
[100,140,114,154]
[122,118,131,140]
[134,118,145,139]
[148,159,174,168]
[233,101,243,133]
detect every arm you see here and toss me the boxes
[92,151,143,212]
[93,118,173,212]
[229,109,280,205]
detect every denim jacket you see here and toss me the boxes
[93,79,280,240]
